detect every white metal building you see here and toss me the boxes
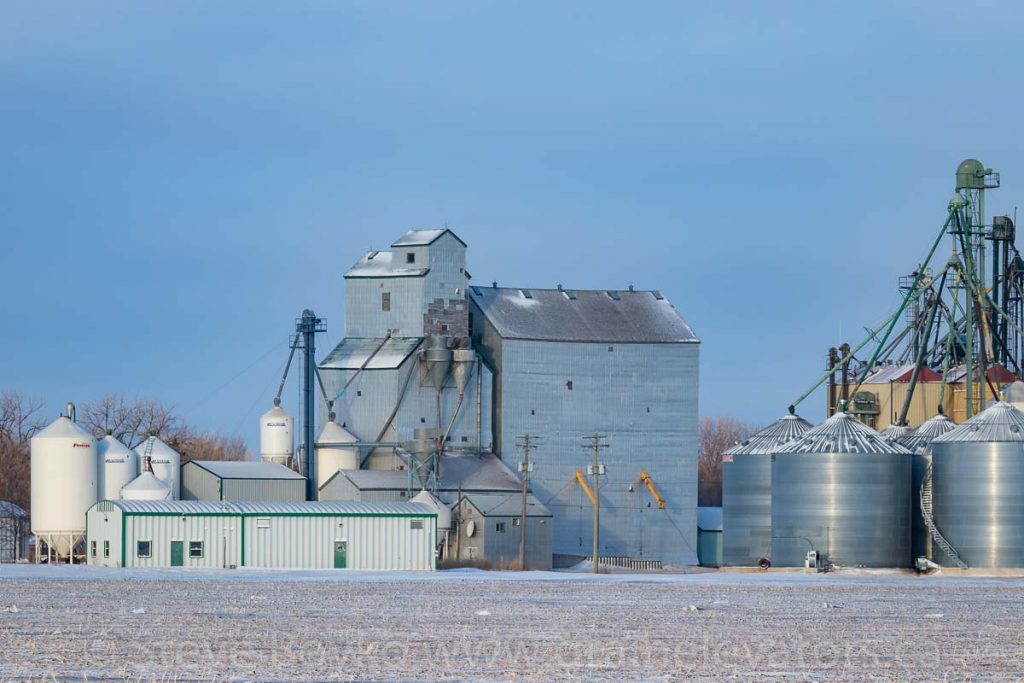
[86,500,436,570]
[180,460,306,502]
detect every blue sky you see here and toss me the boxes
[2,1,1022,444]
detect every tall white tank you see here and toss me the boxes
[315,418,359,493]
[121,471,172,500]
[30,415,97,558]
[135,435,181,500]
[97,433,137,501]
[260,401,294,465]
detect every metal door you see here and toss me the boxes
[333,541,347,569]
[170,541,184,567]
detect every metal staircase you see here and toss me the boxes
[920,462,967,569]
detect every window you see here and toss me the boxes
[495,522,506,533]
[103,541,110,558]
[256,518,271,529]
[381,292,391,311]
[137,540,151,558]
[512,518,521,527]
[566,380,573,391]
[461,436,469,442]
[406,252,416,264]
[90,541,96,558]
[189,541,204,558]
[410,518,424,530]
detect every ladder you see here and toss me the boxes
[920,462,967,569]
[142,435,156,472]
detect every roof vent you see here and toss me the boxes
[563,289,577,300]
[470,286,482,296]
[652,291,665,300]
[628,284,635,292]
[606,290,620,301]
[367,250,379,260]
[520,289,533,299]
[557,283,563,291]
[492,281,497,289]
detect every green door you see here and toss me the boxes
[170,541,184,567]
[333,541,347,569]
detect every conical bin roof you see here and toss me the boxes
[932,401,1024,443]
[725,414,813,456]
[775,411,911,455]
[898,413,956,451]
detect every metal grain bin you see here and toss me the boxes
[722,414,813,566]
[771,412,913,568]
[930,402,1024,568]
[897,413,956,561]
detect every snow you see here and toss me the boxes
[2,566,1023,680]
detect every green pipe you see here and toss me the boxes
[850,208,957,393]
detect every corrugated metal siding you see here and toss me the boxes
[126,512,238,569]
[320,350,493,450]
[180,464,221,501]
[243,514,434,570]
[345,277,425,338]
[222,479,305,502]
[85,506,123,567]
[495,339,698,565]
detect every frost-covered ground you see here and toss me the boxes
[1,565,1023,682]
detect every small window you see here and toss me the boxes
[400,490,407,498]
[103,541,110,558]
[461,436,469,442]
[496,522,506,533]
[137,540,151,558]
[566,380,573,391]
[382,292,391,312]
[406,252,416,264]
[530,409,535,415]
[256,518,271,529]
[90,541,96,557]
[440,323,449,333]
[608,346,614,352]
[189,541,204,559]
[356,390,362,397]
[512,517,521,527]
[410,518,424,530]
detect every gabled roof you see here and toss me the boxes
[320,337,423,370]
[469,286,698,344]
[186,460,305,480]
[322,454,523,494]
[861,363,942,383]
[463,492,551,517]
[344,250,430,279]
[391,228,467,248]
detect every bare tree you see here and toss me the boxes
[698,415,757,507]
[79,394,251,463]
[79,394,179,449]
[169,428,249,464]
[0,392,46,511]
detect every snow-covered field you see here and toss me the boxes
[1,565,1022,682]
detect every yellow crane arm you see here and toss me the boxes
[639,469,666,509]
[574,467,597,506]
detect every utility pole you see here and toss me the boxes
[515,434,541,571]
[582,433,609,574]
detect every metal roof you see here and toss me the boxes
[320,337,422,370]
[106,500,434,516]
[391,228,466,248]
[344,251,430,279]
[187,460,305,480]
[697,506,723,531]
[329,454,522,493]
[469,287,698,344]
[0,501,27,518]
[463,492,552,517]
[898,413,957,451]
[861,363,942,384]
[932,402,1024,443]
[774,411,912,455]
[879,424,915,441]
[725,414,813,455]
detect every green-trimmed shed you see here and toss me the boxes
[86,500,436,571]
